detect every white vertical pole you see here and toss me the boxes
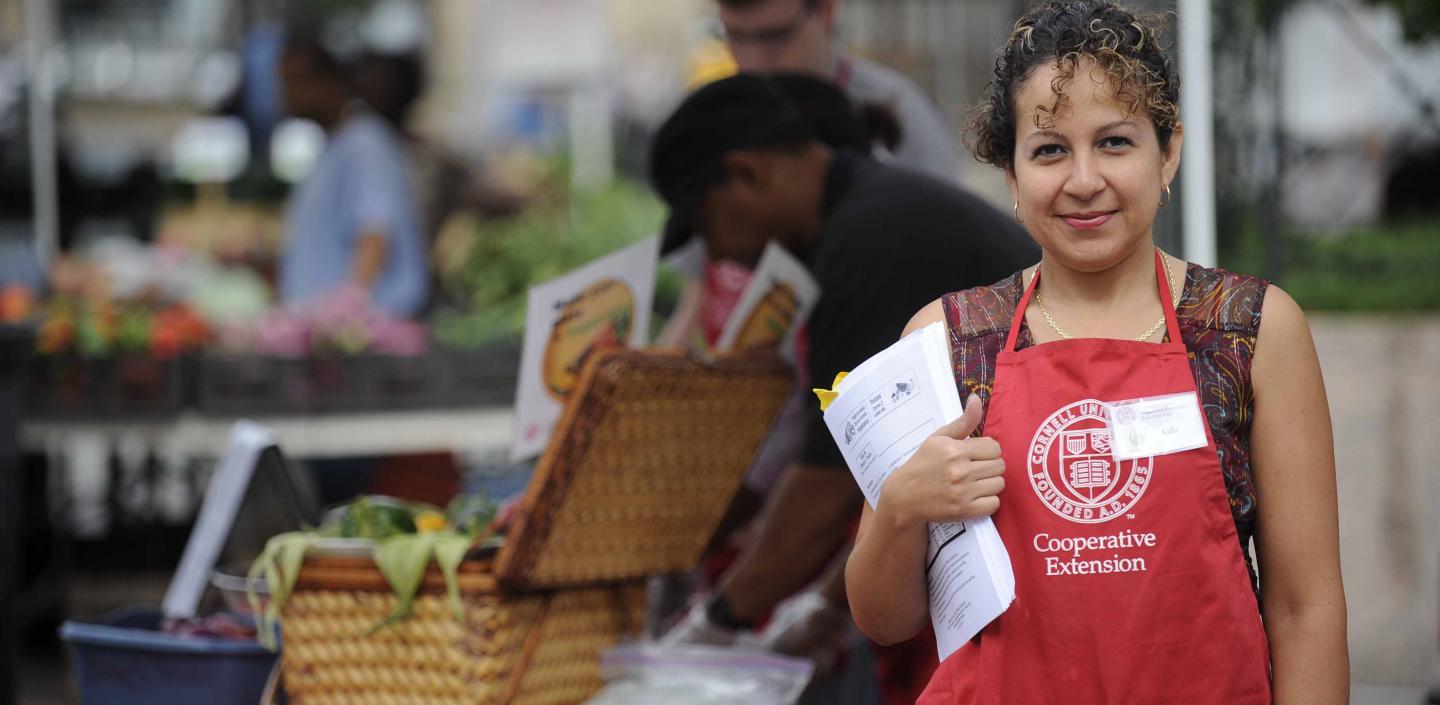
[1178,0,1217,267]
[24,0,59,268]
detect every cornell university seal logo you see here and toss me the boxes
[1028,399,1154,524]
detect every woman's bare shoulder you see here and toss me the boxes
[903,299,947,337]
[1252,284,1321,396]
[1256,284,1311,350]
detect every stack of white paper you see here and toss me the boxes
[821,322,1014,659]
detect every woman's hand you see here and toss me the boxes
[879,394,1006,529]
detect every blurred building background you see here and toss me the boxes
[0,0,1435,703]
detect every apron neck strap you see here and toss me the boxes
[1153,248,1184,343]
[1005,248,1182,353]
[1005,267,1041,353]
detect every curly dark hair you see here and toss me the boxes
[968,0,1180,171]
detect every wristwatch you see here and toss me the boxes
[705,591,757,631]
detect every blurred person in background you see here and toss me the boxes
[650,74,1037,701]
[356,50,474,241]
[656,75,899,547]
[354,49,525,311]
[354,51,426,138]
[276,31,427,317]
[714,0,957,181]
[655,73,881,501]
[663,0,963,423]
[666,73,948,705]
[353,49,463,313]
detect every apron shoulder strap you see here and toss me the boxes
[1005,269,1040,353]
[1154,249,1184,344]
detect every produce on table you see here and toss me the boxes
[0,284,34,324]
[149,305,211,358]
[444,494,499,538]
[36,298,210,358]
[218,287,428,357]
[160,613,259,642]
[217,309,310,358]
[31,240,268,359]
[324,495,419,539]
[430,174,673,350]
[184,266,271,324]
[415,511,448,534]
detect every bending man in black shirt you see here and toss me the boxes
[649,74,1038,653]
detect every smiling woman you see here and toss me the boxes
[1006,61,1181,280]
[967,4,1182,286]
[843,2,1350,704]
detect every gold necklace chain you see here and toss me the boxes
[1033,250,1179,342]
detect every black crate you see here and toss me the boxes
[0,326,33,378]
[23,354,112,417]
[303,355,362,412]
[352,353,446,409]
[107,354,190,416]
[195,354,315,415]
[441,341,521,407]
[197,346,519,414]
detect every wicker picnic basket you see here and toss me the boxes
[277,349,795,705]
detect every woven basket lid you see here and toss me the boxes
[495,348,794,590]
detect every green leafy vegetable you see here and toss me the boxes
[368,534,439,633]
[336,496,418,539]
[431,177,667,349]
[247,531,317,651]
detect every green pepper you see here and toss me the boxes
[337,496,417,539]
[445,495,498,538]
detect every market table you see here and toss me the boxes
[17,406,517,545]
[19,407,515,460]
[8,407,516,705]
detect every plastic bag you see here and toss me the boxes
[582,643,814,705]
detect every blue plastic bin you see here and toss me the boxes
[59,607,279,705]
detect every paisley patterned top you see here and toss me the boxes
[940,263,1269,590]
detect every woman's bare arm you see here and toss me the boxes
[1250,285,1349,705]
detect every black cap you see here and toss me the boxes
[649,74,815,255]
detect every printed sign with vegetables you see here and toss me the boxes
[541,278,634,399]
[511,236,658,461]
[715,242,820,362]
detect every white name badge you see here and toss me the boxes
[1105,392,1209,461]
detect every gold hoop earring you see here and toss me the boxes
[1013,202,1024,223]
[1160,183,1172,208]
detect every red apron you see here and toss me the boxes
[918,251,1271,704]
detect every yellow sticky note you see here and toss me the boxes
[812,371,849,412]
